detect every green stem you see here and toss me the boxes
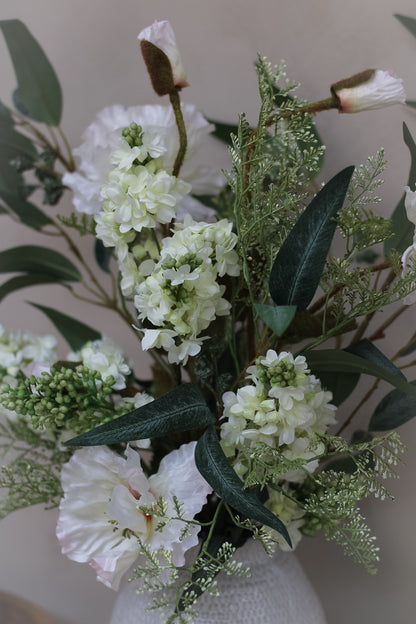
[169,91,187,177]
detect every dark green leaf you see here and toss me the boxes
[370,381,416,431]
[28,302,101,351]
[65,383,215,447]
[207,119,241,145]
[406,100,416,110]
[0,191,51,230]
[269,166,354,310]
[395,13,416,38]
[0,100,13,128]
[400,332,416,357]
[0,245,81,281]
[0,164,23,196]
[94,239,111,273]
[306,348,416,399]
[0,128,37,162]
[195,426,291,546]
[317,370,360,406]
[0,20,62,125]
[254,303,296,337]
[385,123,416,255]
[0,274,68,302]
[12,88,38,121]
[346,339,405,380]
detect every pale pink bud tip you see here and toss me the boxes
[138,20,189,90]
[331,69,406,113]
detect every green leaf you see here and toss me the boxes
[406,100,416,110]
[0,274,68,302]
[269,166,354,310]
[195,426,291,546]
[0,191,51,230]
[370,381,416,431]
[28,302,101,351]
[0,127,37,161]
[317,370,360,406]
[0,100,14,128]
[207,119,241,145]
[385,123,416,255]
[395,13,416,38]
[346,339,405,380]
[94,239,111,274]
[254,303,296,337]
[306,348,416,399]
[0,19,62,126]
[65,384,215,447]
[0,245,81,281]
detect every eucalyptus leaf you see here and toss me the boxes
[346,339,406,380]
[0,20,62,126]
[0,274,68,302]
[406,100,416,110]
[0,191,51,230]
[94,239,111,274]
[28,302,101,351]
[394,13,416,38]
[207,119,241,145]
[369,381,416,431]
[0,127,37,161]
[195,426,291,546]
[305,349,416,399]
[269,166,354,310]
[384,123,416,255]
[254,303,296,337]
[317,370,360,406]
[65,384,215,447]
[0,100,13,128]
[0,245,81,281]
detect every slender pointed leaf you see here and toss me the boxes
[306,349,416,398]
[0,101,13,128]
[0,274,69,302]
[66,383,215,447]
[254,303,296,337]
[406,100,416,110]
[0,20,62,125]
[0,192,51,230]
[317,370,360,406]
[195,426,291,546]
[269,166,354,310]
[207,119,241,145]
[0,245,81,281]
[395,14,416,38]
[370,381,416,431]
[346,339,405,380]
[385,123,416,255]
[400,332,416,357]
[28,302,100,351]
[94,239,111,273]
[0,127,37,161]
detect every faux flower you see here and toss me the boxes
[67,337,131,390]
[0,325,57,378]
[331,69,406,113]
[404,186,416,225]
[63,104,223,216]
[56,442,211,590]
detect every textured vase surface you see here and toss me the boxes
[109,539,327,624]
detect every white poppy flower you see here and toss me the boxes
[56,442,211,590]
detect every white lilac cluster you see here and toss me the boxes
[62,103,223,217]
[134,215,240,364]
[220,350,336,546]
[0,324,57,378]
[56,441,212,590]
[67,337,131,390]
[401,186,416,305]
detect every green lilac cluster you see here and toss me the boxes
[0,364,124,434]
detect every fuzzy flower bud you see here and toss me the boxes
[138,20,189,96]
[331,69,406,113]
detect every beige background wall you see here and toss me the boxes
[0,1,415,623]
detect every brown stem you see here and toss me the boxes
[336,377,380,436]
[368,305,408,341]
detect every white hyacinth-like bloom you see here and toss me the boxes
[67,337,131,390]
[63,103,223,216]
[138,20,189,90]
[0,325,57,378]
[134,215,240,364]
[56,442,211,590]
[220,350,336,477]
[332,69,406,113]
[401,186,416,305]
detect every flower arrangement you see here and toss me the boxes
[0,15,415,624]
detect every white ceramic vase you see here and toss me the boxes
[109,539,327,624]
